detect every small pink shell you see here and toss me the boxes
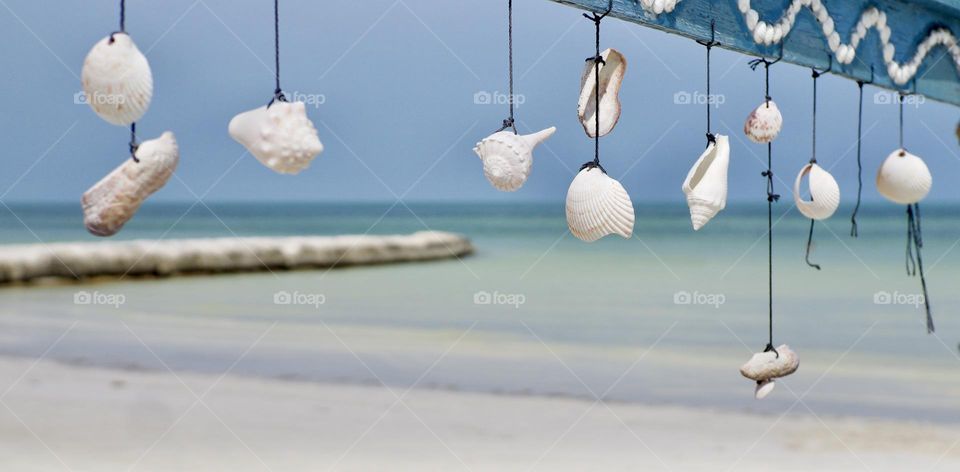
[744,100,783,144]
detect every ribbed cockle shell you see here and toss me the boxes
[229,101,324,175]
[82,132,179,237]
[81,33,153,126]
[578,48,626,138]
[744,100,782,144]
[473,127,556,191]
[794,162,840,220]
[565,167,635,242]
[877,149,932,205]
[682,135,730,231]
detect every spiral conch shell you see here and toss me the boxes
[877,149,932,204]
[229,101,324,175]
[82,132,179,237]
[744,100,782,144]
[793,162,840,220]
[682,135,730,231]
[579,48,626,138]
[81,33,153,126]
[565,166,635,242]
[740,344,799,399]
[473,127,556,191]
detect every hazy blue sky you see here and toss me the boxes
[1,0,958,203]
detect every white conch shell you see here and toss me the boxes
[565,167,635,242]
[82,132,179,237]
[228,101,324,175]
[81,33,153,126]
[739,344,799,383]
[793,162,841,220]
[473,127,556,191]
[682,135,730,231]
[744,100,783,144]
[578,48,626,138]
[755,379,775,399]
[877,149,932,204]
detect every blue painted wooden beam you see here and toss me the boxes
[545,0,960,106]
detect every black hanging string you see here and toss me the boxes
[850,77,867,237]
[580,1,612,173]
[496,0,517,133]
[897,94,934,333]
[268,0,286,107]
[108,0,139,162]
[696,21,720,145]
[804,65,829,270]
[749,54,781,358]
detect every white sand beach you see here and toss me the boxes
[1,357,959,471]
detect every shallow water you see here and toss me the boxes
[0,202,958,423]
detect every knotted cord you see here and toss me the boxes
[897,96,934,333]
[580,1,612,173]
[109,0,139,162]
[750,54,780,358]
[804,65,829,270]
[269,0,287,107]
[696,21,720,145]
[496,0,518,133]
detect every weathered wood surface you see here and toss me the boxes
[546,0,960,105]
[0,231,473,284]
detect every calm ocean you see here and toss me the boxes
[0,202,958,423]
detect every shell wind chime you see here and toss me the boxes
[878,94,935,333]
[793,66,841,270]
[80,0,178,237]
[229,0,323,174]
[473,0,556,192]
[740,55,798,399]
[682,22,729,231]
[565,2,636,242]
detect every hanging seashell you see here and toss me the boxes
[578,48,627,138]
[739,344,799,383]
[755,379,775,399]
[229,101,324,175]
[565,166,635,242]
[743,100,783,144]
[793,162,841,220]
[81,33,154,126]
[82,132,179,237]
[682,135,730,231]
[473,127,556,191]
[876,149,932,204]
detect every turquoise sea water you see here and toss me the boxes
[0,202,958,423]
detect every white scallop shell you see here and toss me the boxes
[755,379,775,399]
[565,167,635,242]
[229,101,324,175]
[739,344,799,382]
[876,149,932,204]
[578,48,626,138]
[682,135,730,231]
[81,33,153,126]
[82,132,179,237]
[744,100,783,144]
[473,127,556,191]
[793,162,840,220]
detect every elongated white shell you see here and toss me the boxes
[229,101,324,175]
[565,167,635,242]
[793,162,840,220]
[740,344,799,382]
[877,149,932,204]
[81,33,153,126]
[682,135,730,231]
[744,100,783,144]
[755,379,775,399]
[473,127,556,191]
[578,48,626,138]
[82,132,179,237]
